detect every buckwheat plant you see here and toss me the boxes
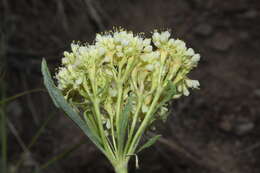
[41,28,200,173]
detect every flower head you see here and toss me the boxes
[56,29,200,132]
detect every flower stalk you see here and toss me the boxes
[42,28,200,173]
[114,160,128,173]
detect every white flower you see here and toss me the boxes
[109,88,117,97]
[152,32,160,41]
[142,104,149,113]
[143,39,151,47]
[145,64,154,71]
[121,39,129,46]
[174,39,186,50]
[186,79,200,89]
[79,46,88,55]
[160,31,171,42]
[191,54,200,63]
[183,86,190,96]
[55,28,200,135]
[71,43,79,53]
[62,57,69,65]
[96,34,103,42]
[186,48,195,56]
[168,38,175,45]
[106,120,111,129]
[144,45,153,52]
[75,77,83,85]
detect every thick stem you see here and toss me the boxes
[114,161,128,173]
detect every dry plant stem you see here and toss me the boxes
[0,108,7,173]
[0,82,7,173]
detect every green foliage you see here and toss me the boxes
[118,96,133,154]
[137,135,161,153]
[41,59,104,153]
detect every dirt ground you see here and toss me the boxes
[1,0,260,173]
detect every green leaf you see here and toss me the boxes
[153,81,176,114]
[118,95,133,153]
[162,81,177,102]
[83,112,101,144]
[137,134,161,153]
[41,60,59,108]
[41,59,104,153]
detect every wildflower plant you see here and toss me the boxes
[41,28,200,173]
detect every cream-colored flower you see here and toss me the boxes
[55,28,200,131]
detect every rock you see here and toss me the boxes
[219,119,233,132]
[239,31,250,40]
[233,119,255,136]
[243,10,258,19]
[209,33,234,51]
[253,89,260,97]
[195,23,213,36]
[219,115,254,136]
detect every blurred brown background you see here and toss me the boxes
[1,0,260,173]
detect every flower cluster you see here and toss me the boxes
[56,29,200,133]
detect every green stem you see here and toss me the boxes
[124,99,142,154]
[89,70,116,160]
[114,160,128,173]
[93,100,115,159]
[127,89,162,155]
[115,85,123,153]
[115,85,123,129]
[110,115,118,154]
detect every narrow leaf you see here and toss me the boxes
[153,81,176,114]
[41,59,104,153]
[83,112,101,144]
[137,135,161,153]
[118,96,132,152]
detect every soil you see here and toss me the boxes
[1,0,260,173]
